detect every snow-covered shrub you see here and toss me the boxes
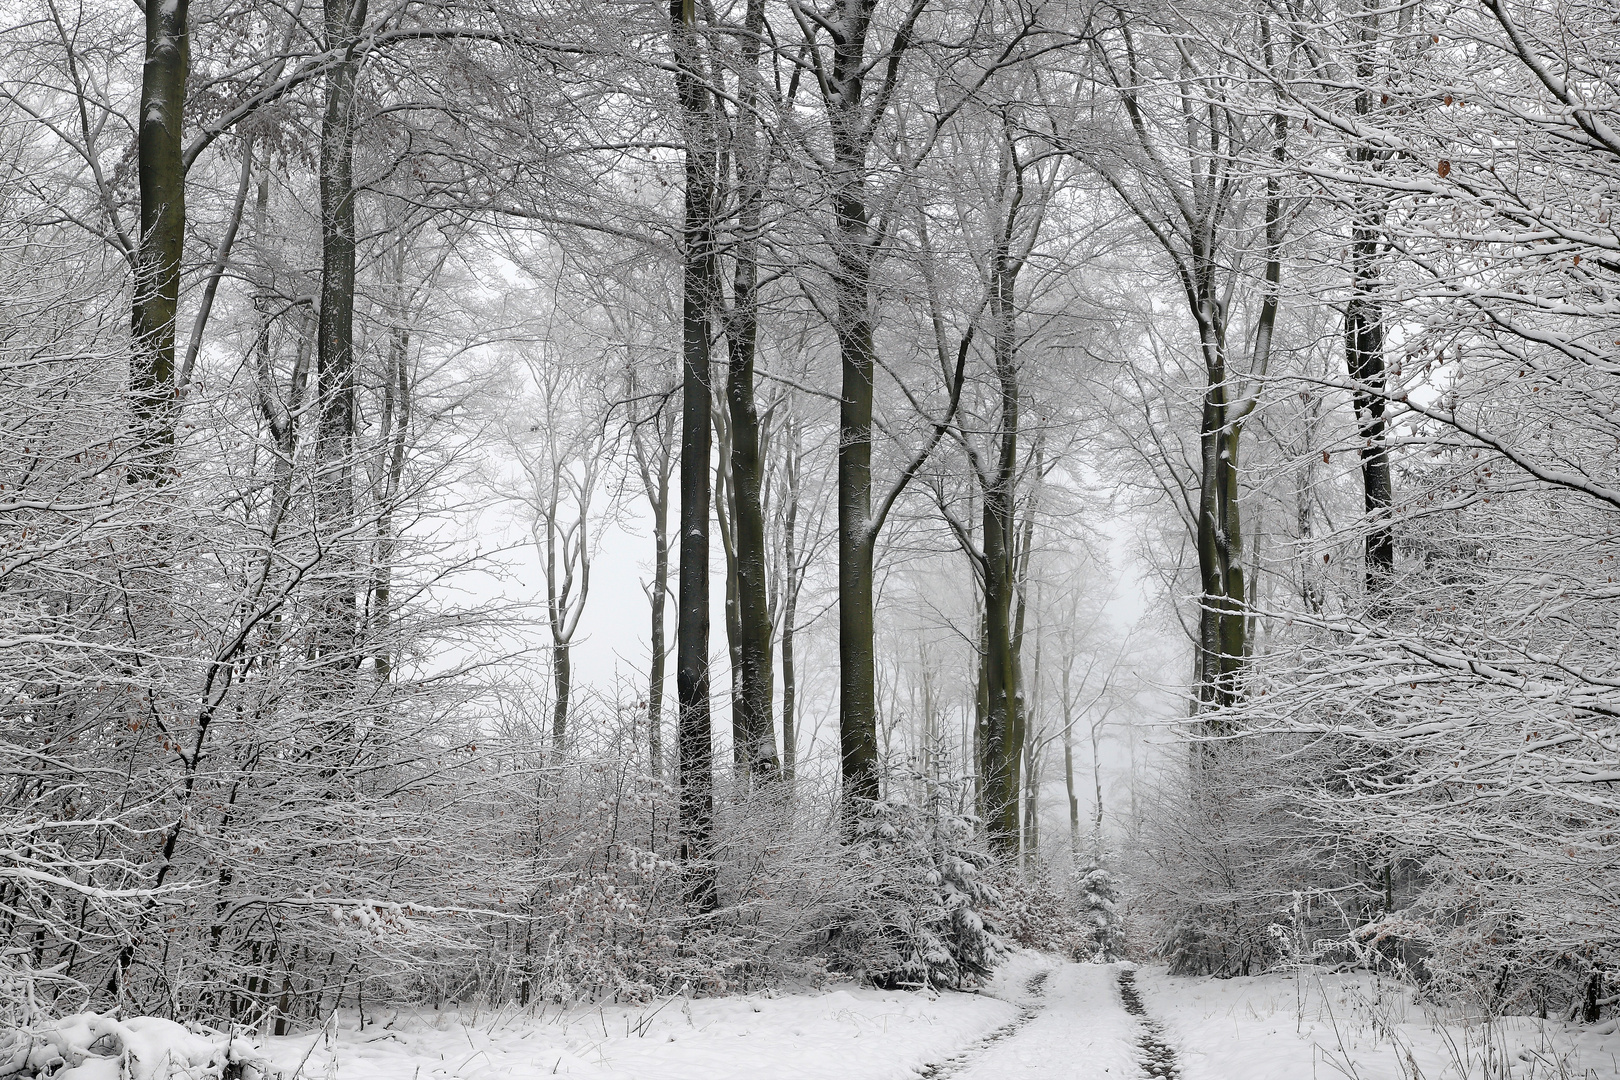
[0,1013,275,1080]
[418,702,901,1005]
[992,870,1089,957]
[1073,862,1125,962]
[824,796,1001,989]
[1134,740,1374,978]
[1386,854,1617,1020]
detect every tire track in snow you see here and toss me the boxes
[917,968,1051,1079]
[1116,968,1180,1080]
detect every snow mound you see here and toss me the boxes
[0,1014,272,1080]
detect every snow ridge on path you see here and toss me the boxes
[1116,968,1180,1079]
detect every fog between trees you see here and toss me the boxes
[2,0,1618,1031]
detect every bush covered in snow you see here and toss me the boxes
[823,796,1001,990]
[992,870,1089,959]
[1073,863,1124,962]
[0,1013,276,1080]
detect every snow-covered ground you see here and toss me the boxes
[1137,965,1620,1080]
[17,958,1620,1079]
[249,966,1031,1080]
[948,960,1141,1080]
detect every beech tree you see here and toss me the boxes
[1072,2,1286,709]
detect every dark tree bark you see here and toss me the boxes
[1191,265,1248,712]
[132,0,189,461]
[630,382,676,778]
[1345,3,1395,597]
[1061,654,1081,864]
[648,466,671,777]
[313,0,368,687]
[713,419,745,761]
[671,0,719,913]
[978,183,1024,855]
[721,0,778,781]
[825,0,898,819]
[805,0,969,828]
[371,241,411,684]
[779,416,804,784]
[1086,20,1285,712]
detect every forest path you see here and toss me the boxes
[933,962,1158,1080]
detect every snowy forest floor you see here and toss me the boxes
[239,955,1620,1080]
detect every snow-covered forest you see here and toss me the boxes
[3,0,1619,1074]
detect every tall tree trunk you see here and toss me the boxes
[314,0,367,695]
[551,643,571,753]
[671,0,718,913]
[1018,571,1042,869]
[981,496,1016,850]
[980,199,1023,856]
[713,425,744,762]
[1061,658,1080,865]
[648,458,671,778]
[974,603,988,817]
[1090,711,1105,860]
[779,418,802,784]
[1346,4,1395,598]
[1023,721,1039,870]
[815,0,944,826]
[722,0,778,782]
[372,269,409,684]
[132,0,189,463]
[630,373,675,778]
[1193,275,1246,711]
[826,0,884,821]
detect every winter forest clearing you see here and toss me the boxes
[3,0,1620,1074]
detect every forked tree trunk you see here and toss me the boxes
[670,0,719,913]
[980,184,1024,856]
[1192,271,1247,711]
[722,0,778,781]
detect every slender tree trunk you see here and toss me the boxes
[671,0,718,912]
[713,430,744,763]
[1088,712,1105,860]
[981,498,1017,851]
[779,420,802,784]
[648,467,670,778]
[1019,574,1042,869]
[1022,716,1039,870]
[1296,391,1322,612]
[132,0,189,462]
[372,243,410,683]
[974,604,988,817]
[1061,660,1080,865]
[631,376,675,778]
